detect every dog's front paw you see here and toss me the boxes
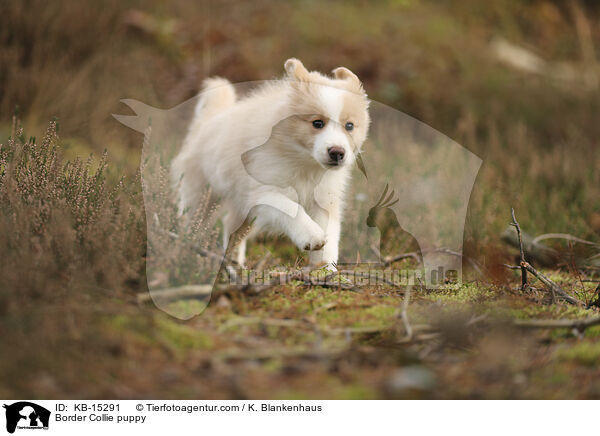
[299,225,326,251]
[304,238,326,251]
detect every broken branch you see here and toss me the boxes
[514,315,600,332]
[510,208,528,291]
[520,261,584,306]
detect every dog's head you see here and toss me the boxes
[283,58,370,170]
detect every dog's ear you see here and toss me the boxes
[332,66,364,91]
[284,58,310,81]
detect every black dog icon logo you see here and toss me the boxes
[3,402,50,433]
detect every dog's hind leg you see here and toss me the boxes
[236,236,247,267]
[223,210,250,267]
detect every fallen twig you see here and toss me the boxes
[336,270,401,287]
[514,315,600,332]
[520,261,584,306]
[137,282,276,305]
[380,247,484,278]
[587,282,600,309]
[532,233,600,248]
[427,247,484,277]
[382,252,421,267]
[212,345,350,362]
[466,313,489,327]
[217,309,436,341]
[396,332,440,344]
[400,285,413,340]
[501,226,559,267]
[218,316,306,332]
[153,217,240,269]
[138,284,213,304]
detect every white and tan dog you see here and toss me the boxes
[171,58,370,268]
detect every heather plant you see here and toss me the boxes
[0,119,146,314]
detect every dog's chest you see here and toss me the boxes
[294,169,348,211]
[287,177,315,208]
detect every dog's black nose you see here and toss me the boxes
[328,146,345,163]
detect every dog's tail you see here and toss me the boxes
[189,77,236,131]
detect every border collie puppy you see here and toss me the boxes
[172,58,370,268]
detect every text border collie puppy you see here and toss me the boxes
[172,58,370,269]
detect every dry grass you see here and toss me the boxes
[2,0,599,247]
[0,119,147,397]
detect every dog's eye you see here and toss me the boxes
[345,122,354,132]
[312,119,325,129]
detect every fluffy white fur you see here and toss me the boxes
[171,58,370,268]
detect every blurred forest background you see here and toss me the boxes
[2,0,600,246]
[1,0,600,399]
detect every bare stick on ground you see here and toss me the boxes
[503,264,521,270]
[510,208,528,290]
[400,285,413,340]
[520,261,584,306]
[587,282,600,309]
[137,282,276,305]
[514,315,600,333]
[378,251,421,267]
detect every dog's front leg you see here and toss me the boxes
[308,204,340,269]
[252,191,326,251]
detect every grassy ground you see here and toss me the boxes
[1,0,600,399]
[1,121,599,399]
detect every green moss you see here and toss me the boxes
[163,300,207,319]
[364,305,397,320]
[423,283,496,304]
[544,271,574,284]
[556,342,600,366]
[584,326,600,338]
[102,314,156,350]
[154,316,213,351]
[332,384,377,400]
[548,371,569,385]
[103,313,212,358]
